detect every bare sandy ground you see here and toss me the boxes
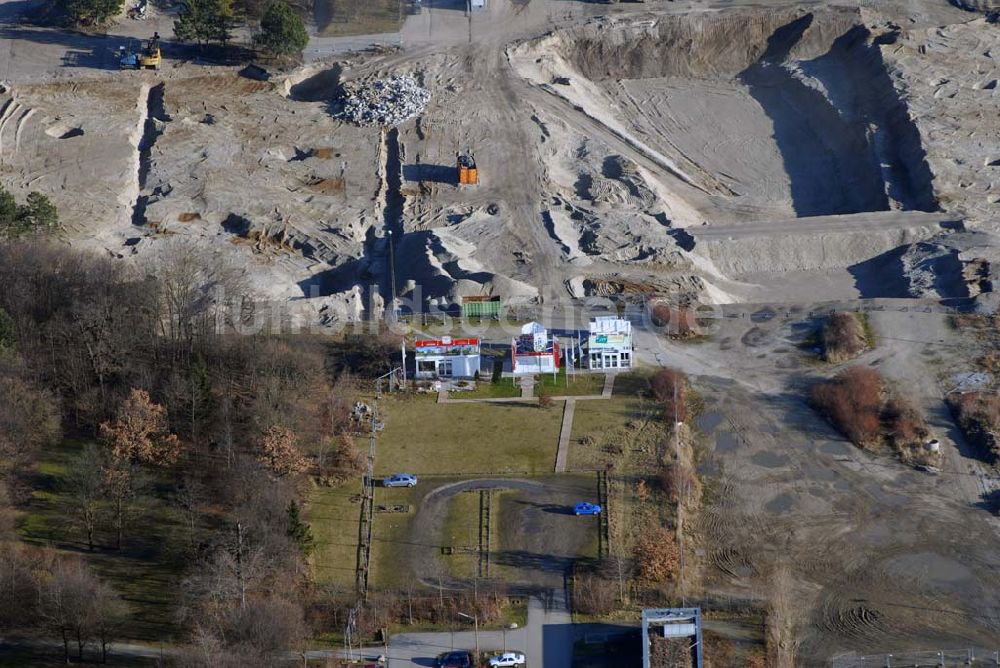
[2,0,997,320]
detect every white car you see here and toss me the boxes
[488,652,526,667]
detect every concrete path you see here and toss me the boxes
[379,595,573,667]
[555,399,576,473]
[520,377,535,399]
[602,373,615,398]
[437,387,449,403]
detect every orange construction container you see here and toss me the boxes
[457,154,479,186]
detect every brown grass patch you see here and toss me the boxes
[822,311,867,362]
[177,212,201,223]
[308,177,345,194]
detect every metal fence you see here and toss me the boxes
[831,648,1000,667]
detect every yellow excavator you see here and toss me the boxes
[138,33,161,70]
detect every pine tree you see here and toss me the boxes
[286,500,315,556]
[256,1,308,57]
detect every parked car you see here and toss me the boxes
[436,650,472,667]
[383,473,418,488]
[489,651,527,666]
[573,502,602,516]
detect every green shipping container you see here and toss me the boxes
[461,296,502,319]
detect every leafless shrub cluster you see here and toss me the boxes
[651,368,689,426]
[949,391,1000,464]
[811,367,938,465]
[821,312,867,362]
[810,367,885,446]
[650,635,694,668]
[634,521,680,582]
[651,303,700,339]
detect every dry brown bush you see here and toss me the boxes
[634,522,679,582]
[810,367,884,446]
[954,391,1000,432]
[649,635,694,668]
[702,631,736,668]
[660,461,697,505]
[651,368,688,425]
[743,651,766,668]
[572,568,617,616]
[884,397,929,457]
[822,312,867,362]
[651,303,700,339]
[537,391,554,409]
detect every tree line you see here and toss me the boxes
[56,0,308,57]
[0,240,387,663]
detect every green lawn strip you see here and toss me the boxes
[307,478,363,588]
[536,370,605,397]
[438,490,481,579]
[566,398,641,470]
[377,399,562,476]
[611,371,652,397]
[368,483,424,590]
[454,380,522,399]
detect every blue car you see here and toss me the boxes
[574,502,602,516]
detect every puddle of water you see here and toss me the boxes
[698,411,725,433]
[812,467,839,482]
[765,492,795,513]
[715,432,739,453]
[820,441,851,456]
[888,552,975,590]
[751,451,790,468]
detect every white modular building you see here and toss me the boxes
[512,322,560,375]
[414,337,481,378]
[587,316,633,370]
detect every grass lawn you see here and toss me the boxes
[611,371,651,397]
[537,369,605,396]
[567,397,651,470]
[377,398,563,475]
[315,0,404,37]
[369,483,423,590]
[457,379,521,399]
[17,441,210,643]
[438,490,482,579]
[307,478,363,588]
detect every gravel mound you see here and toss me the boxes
[336,76,430,127]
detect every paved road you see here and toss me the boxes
[384,595,572,668]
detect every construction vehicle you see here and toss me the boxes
[138,34,161,70]
[117,40,139,69]
[119,34,161,70]
[457,153,478,186]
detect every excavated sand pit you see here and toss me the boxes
[512,7,937,223]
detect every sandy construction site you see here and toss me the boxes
[2,0,1000,660]
[1,0,998,317]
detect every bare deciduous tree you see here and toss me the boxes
[64,444,104,551]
